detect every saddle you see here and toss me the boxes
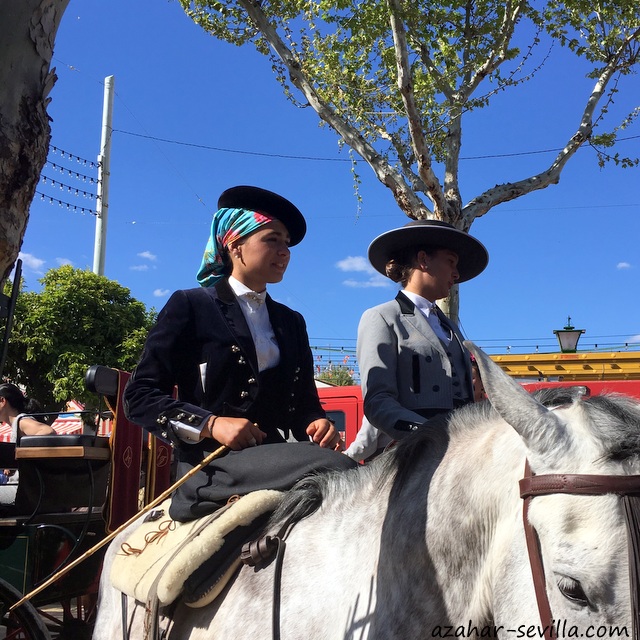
[111,490,284,609]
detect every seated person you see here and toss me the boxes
[346,355,487,464]
[357,220,489,440]
[0,383,56,441]
[0,383,55,506]
[124,185,357,522]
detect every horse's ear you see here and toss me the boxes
[464,341,565,454]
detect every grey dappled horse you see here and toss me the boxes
[93,343,640,639]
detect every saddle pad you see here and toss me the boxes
[182,510,273,608]
[111,490,284,606]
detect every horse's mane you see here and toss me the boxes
[268,460,374,532]
[528,386,640,462]
[268,389,640,533]
[528,387,640,463]
[269,406,483,532]
[581,394,640,462]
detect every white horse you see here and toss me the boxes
[93,343,640,639]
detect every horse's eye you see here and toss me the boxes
[557,576,589,606]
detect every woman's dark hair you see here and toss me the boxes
[0,383,42,414]
[385,244,442,287]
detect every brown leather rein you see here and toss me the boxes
[520,461,640,640]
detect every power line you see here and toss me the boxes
[113,129,352,162]
[461,135,640,160]
[113,129,639,163]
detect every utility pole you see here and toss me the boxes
[93,75,114,276]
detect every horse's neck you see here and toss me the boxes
[334,420,527,627]
[426,421,527,621]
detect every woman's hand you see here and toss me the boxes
[306,419,345,451]
[204,416,266,451]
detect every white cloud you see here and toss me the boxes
[56,257,73,267]
[138,251,157,261]
[130,264,149,272]
[628,335,640,344]
[18,252,45,272]
[153,288,170,297]
[617,261,632,270]
[336,255,388,288]
[343,277,390,288]
[336,256,376,274]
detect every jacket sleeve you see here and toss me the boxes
[356,306,429,439]
[123,290,212,443]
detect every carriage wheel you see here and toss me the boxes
[36,593,96,640]
[0,578,52,640]
[31,533,102,639]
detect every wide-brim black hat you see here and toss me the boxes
[368,219,489,283]
[218,185,306,246]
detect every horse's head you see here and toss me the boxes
[468,342,640,475]
[466,341,640,637]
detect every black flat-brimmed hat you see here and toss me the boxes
[218,185,306,246]
[368,219,488,283]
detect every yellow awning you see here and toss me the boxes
[490,351,640,381]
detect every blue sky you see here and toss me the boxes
[19,0,640,361]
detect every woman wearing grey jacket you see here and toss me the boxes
[356,220,488,443]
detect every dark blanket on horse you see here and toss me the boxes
[170,441,356,522]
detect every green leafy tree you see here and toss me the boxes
[181,0,640,321]
[3,265,156,410]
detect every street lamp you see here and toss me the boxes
[553,316,585,353]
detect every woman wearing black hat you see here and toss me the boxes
[124,186,356,522]
[355,220,488,445]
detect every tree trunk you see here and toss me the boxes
[0,0,69,284]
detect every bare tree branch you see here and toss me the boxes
[387,0,446,216]
[463,25,640,223]
[237,0,432,218]
[460,1,525,101]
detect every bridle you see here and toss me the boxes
[520,461,640,640]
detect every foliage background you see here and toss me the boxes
[3,266,156,410]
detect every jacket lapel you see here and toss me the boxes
[265,296,294,375]
[395,292,448,358]
[214,279,259,373]
[438,310,473,390]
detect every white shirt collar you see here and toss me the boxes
[228,276,267,305]
[402,290,451,344]
[228,276,278,371]
[402,289,438,316]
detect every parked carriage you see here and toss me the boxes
[0,366,172,639]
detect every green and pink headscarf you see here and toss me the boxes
[196,207,274,287]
